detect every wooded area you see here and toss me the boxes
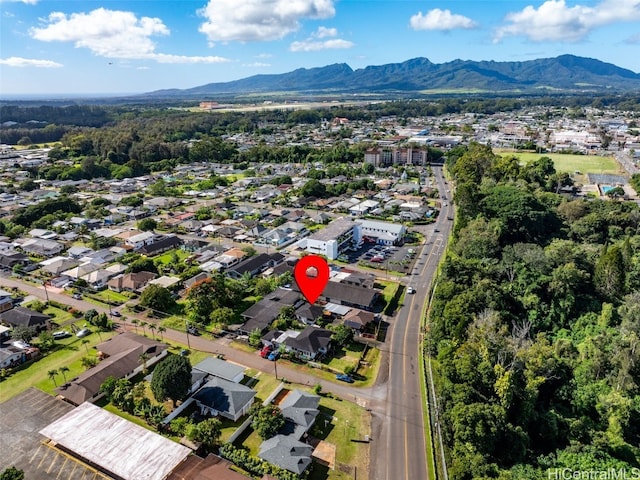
[432,143,640,478]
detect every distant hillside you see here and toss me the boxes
[144,55,640,98]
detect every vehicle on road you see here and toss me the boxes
[336,374,354,383]
[267,351,280,361]
[72,293,82,299]
[52,330,71,339]
[111,311,121,317]
[407,287,415,294]
[76,328,91,338]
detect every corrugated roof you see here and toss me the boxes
[39,402,191,480]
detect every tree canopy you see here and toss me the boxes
[150,354,191,406]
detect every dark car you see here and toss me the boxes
[336,374,354,383]
[187,326,200,336]
[111,311,121,317]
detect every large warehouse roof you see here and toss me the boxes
[39,402,191,480]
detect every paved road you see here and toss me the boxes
[1,169,454,479]
[370,166,453,480]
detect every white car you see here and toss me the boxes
[76,328,91,338]
[407,287,416,294]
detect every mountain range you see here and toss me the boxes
[145,55,640,98]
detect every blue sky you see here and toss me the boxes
[1,0,639,96]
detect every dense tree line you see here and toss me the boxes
[431,143,640,478]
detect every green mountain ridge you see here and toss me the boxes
[145,54,640,97]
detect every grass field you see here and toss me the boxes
[0,329,116,403]
[495,150,623,175]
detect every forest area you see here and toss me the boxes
[431,143,640,479]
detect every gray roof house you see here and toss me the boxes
[0,306,50,330]
[258,435,313,475]
[279,390,320,439]
[284,326,332,360]
[192,357,245,383]
[192,377,256,422]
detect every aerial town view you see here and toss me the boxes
[1,1,640,480]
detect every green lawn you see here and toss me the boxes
[0,329,116,402]
[155,249,189,265]
[92,289,132,305]
[243,369,282,403]
[495,150,623,175]
[323,344,363,374]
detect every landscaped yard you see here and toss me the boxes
[323,343,363,374]
[242,369,282,403]
[155,249,189,265]
[0,329,116,403]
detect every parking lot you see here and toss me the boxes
[0,388,106,480]
[341,242,420,274]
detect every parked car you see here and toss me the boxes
[407,287,416,294]
[267,351,280,361]
[336,374,354,383]
[111,311,121,317]
[260,345,273,358]
[76,328,91,338]
[187,326,200,336]
[72,293,82,300]
[52,330,71,339]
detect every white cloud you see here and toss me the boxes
[29,7,230,64]
[0,0,39,4]
[290,38,354,52]
[495,0,640,43]
[409,8,478,31]
[289,26,353,51]
[243,62,271,67]
[314,26,337,38]
[198,0,336,43]
[0,56,62,67]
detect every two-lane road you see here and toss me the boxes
[371,166,453,480]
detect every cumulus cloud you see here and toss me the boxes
[495,0,640,42]
[198,0,336,43]
[409,8,478,31]
[0,56,62,67]
[289,26,353,51]
[29,7,230,64]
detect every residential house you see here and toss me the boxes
[258,436,313,475]
[138,235,183,256]
[81,268,118,290]
[20,238,64,257]
[0,289,14,313]
[0,306,50,331]
[192,377,256,422]
[225,253,284,280]
[39,256,79,276]
[284,326,332,360]
[294,304,326,325]
[125,231,157,250]
[343,309,375,333]
[55,332,168,406]
[320,281,379,311]
[192,357,245,383]
[107,271,157,292]
[239,288,303,335]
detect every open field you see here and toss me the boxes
[495,149,623,175]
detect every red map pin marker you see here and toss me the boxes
[294,255,330,305]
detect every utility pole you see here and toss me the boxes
[43,281,50,304]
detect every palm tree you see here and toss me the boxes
[47,369,59,387]
[149,324,157,339]
[131,318,139,333]
[81,339,90,353]
[158,326,166,341]
[140,321,148,336]
[59,366,70,382]
[139,352,150,374]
